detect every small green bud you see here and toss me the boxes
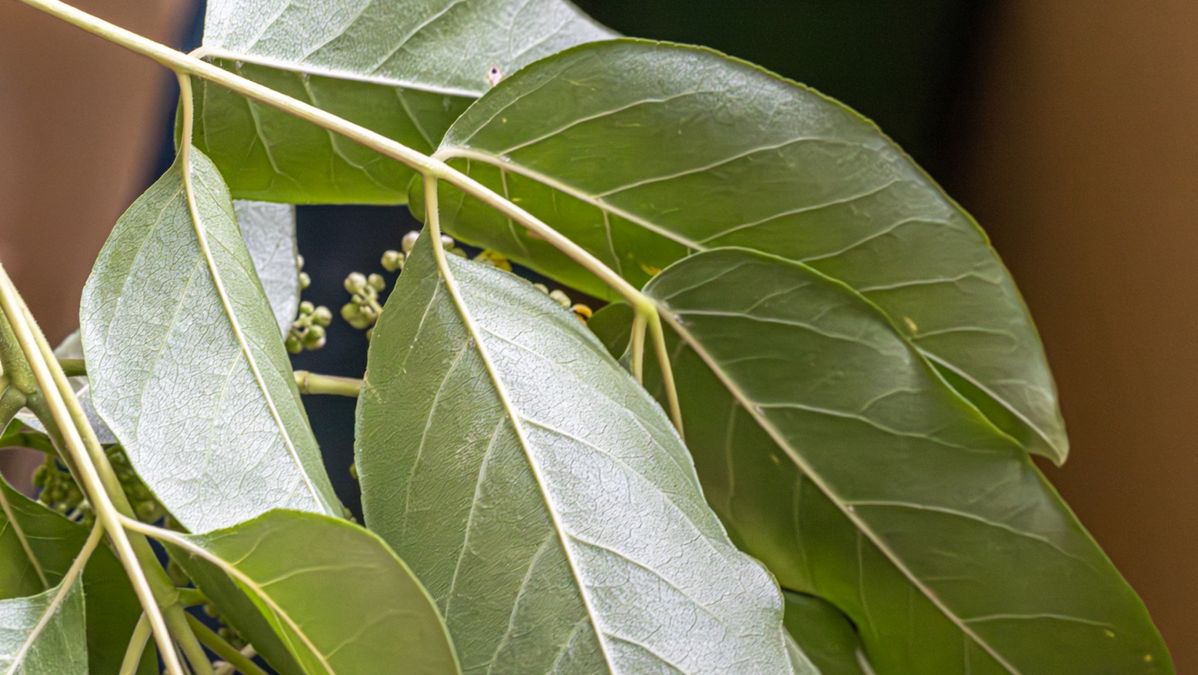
[402,230,420,254]
[135,501,157,521]
[285,334,303,354]
[367,273,386,292]
[303,325,326,347]
[298,272,311,290]
[381,250,404,272]
[299,301,315,315]
[312,306,333,326]
[344,272,367,294]
[296,254,305,269]
[533,283,549,295]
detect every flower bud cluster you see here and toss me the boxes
[286,301,333,354]
[33,446,164,524]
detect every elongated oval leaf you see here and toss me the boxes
[0,480,153,674]
[632,248,1169,673]
[158,510,460,675]
[194,0,613,203]
[80,147,341,532]
[429,39,1066,462]
[0,580,86,674]
[235,201,299,334]
[356,239,794,673]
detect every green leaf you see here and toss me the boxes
[80,147,341,533]
[0,481,150,674]
[154,510,460,675]
[0,579,86,674]
[235,201,299,334]
[633,248,1170,673]
[193,0,613,203]
[355,238,795,673]
[783,592,870,675]
[429,39,1067,463]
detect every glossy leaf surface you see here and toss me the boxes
[0,481,149,674]
[194,0,613,203]
[80,148,341,532]
[0,580,86,674]
[635,248,1169,673]
[431,39,1065,462]
[783,592,870,675]
[356,240,794,673]
[163,510,459,675]
[235,201,299,334]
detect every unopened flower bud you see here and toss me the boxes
[402,231,420,254]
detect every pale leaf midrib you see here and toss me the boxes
[428,254,618,673]
[658,309,1020,675]
[183,156,328,515]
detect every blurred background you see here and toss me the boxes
[2,0,1194,668]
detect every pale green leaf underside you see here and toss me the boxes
[356,240,794,674]
[640,248,1169,673]
[166,510,460,675]
[195,0,613,203]
[430,39,1067,463]
[235,201,299,335]
[80,147,341,533]
[0,581,86,675]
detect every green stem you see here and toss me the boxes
[177,586,208,607]
[186,614,269,675]
[57,358,86,378]
[118,613,151,675]
[16,0,683,435]
[0,312,35,395]
[0,264,192,675]
[294,371,363,397]
[0,385,26,428]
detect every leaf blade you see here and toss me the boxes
[639,248,1170,673]
[153,510,460,675]
[80,147,340,532]
[356,239,795,673]
[431,39,1066,462]
[194,0,613,202]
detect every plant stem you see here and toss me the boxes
[293,371,363,397]
[186,614,270,675]
[16,0,684,434]
[0,264,191,675]
[57,358,86,377]
[118,613,151,675]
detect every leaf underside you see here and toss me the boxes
[80,147,340,533]
[633,248,1169,673]
[356,240,795,673]
[195,0,614,203]
[427,38,1067,463]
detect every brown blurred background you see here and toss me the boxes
[2,0,1194,669]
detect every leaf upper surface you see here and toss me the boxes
[164,510,460,675]
[80,148,341,533]
[356,240,794,674]
[194,0,613,202]
[431,39,1066,462]
[637,248,1169,673]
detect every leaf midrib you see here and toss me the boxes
[657,307,1020,675]
[183,155,329,515]
[428,252,619,673]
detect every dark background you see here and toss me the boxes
[2,1,1195,668]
